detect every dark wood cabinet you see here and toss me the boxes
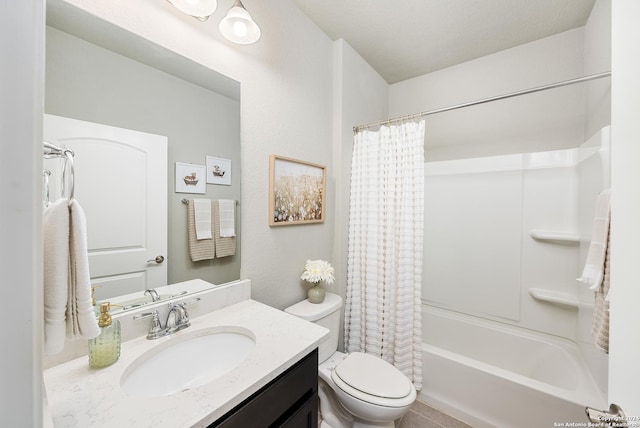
[210,349,318,428]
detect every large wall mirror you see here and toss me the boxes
[45,0,241,311]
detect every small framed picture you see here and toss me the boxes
[269,155,326,226]
[206,156,232,186]
[175,162,206,194]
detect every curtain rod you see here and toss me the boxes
[353,71,611,134]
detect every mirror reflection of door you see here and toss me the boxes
[44,114,168,300]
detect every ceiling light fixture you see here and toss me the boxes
[167,0,218,21]
[218,0,261,45]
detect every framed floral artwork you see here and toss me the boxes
[269,155,326,226]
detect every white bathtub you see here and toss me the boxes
[420,306,606,428]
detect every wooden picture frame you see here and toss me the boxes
[269,155,326,226]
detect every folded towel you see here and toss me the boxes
[214,200,236,258]
[43,199,71,355]
[67,200,101,341]
[218,199,236,238]
[592,242,610,353]
[187,199,215,261]
[193,198,212,240]
[577,189,611,290]
[43,198,100,355]
[577,189,611,354]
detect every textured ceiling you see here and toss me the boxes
[292,0,596,83]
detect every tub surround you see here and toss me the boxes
[43,287,329,427]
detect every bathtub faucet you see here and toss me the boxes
[585,403,628,428]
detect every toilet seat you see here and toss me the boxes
[331,352,414,408]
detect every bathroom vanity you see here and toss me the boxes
[211,349,318,427]
[43,284,328,428]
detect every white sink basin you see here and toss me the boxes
[120,326,256,397]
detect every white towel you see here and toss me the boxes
[43,199,100,355]
[193,198,212,240]
[187,199,215,261]
[218,199,236,238]
[213,200,236,258]
[67,200,100,341]
[577,189,611,354]
[43,199,71,355]
[577,189,611,290]
[592,242,611,353]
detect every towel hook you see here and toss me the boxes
[42,169,51,208]
[61,149,75,204]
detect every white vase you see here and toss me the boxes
[307,283,326,303]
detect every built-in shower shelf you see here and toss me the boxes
[529,230,581,245]
[528,288,579,309]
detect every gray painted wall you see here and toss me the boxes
[45,26,241,287]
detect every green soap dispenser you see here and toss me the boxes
[89,302,121,368]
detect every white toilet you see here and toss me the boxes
[285,293,416,428]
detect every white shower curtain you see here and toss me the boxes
[344,120,425,390]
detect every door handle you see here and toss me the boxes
[147,255,165,264]
[586,403,628,427]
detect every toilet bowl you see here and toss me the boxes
[285,293,416,428]
[319,351,416,427]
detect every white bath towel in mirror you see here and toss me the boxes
[187,199,215,261]
[218,199,236,238]
[214,200,236,258]
[193,198,212,240]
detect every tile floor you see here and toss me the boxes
[396,400,472,428]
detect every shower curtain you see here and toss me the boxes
[344,120,425,389]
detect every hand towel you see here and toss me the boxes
[67,200,101,341]
[214,200,236,257]
[592,242,610,353]
[218,199,236,238]
[577,189,611,354]
[43,199,71,355]
[577,189,611,290]
[187,199,215,261]
[43,198,100,355]
[193,198,212,240]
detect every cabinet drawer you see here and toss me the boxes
[277,394,318,428]
[211,349,318,428]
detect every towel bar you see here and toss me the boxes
[181,198,239,205]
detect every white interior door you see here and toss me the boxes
[43,114,168,300]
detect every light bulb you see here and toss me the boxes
[219,0,261,44]
[233,21,248,37]
[168,0,217,20]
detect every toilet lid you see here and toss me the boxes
[332,352,412,399]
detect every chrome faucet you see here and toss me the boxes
[134,298,200,340]
[133,310,166,339]
[144,288,160,302]
[165,303,190,334]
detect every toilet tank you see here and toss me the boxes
[284,292,342,363]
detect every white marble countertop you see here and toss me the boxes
[44,299,329,428]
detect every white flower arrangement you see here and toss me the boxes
[300,259,335,284]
